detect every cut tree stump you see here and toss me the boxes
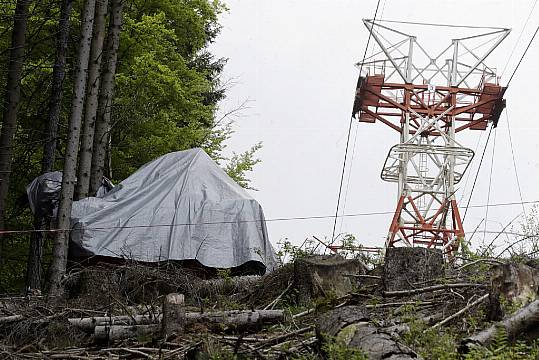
[161,293,185,337]
[383,247,443,292]
[293,255,366,305]
[488,263,539,320]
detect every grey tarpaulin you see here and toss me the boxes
[70,148,277,272]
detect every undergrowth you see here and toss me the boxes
[400,309,539,360]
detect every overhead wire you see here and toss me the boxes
[373,19,507,30]
[506,17,539,87]
[462,125,493,222]
[501,0,539,77]
[458,131,484,204]
[338,0,388,238]
[505,108,528,220]
[2,199,539,236]
[482,127,497,241]
[330,0,381,244]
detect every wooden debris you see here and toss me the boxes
[432,293,489,329]
[384,282,483,297]
[0,314,23,324]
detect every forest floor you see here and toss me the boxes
[0,256,538,359]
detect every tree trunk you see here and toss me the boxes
[76,0,108,199]
[89,0,123,195]
[26,0,74,292]
[0,0,32,257]
[48,0,97,297]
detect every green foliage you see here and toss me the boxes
[225,142,262,190]
[275,238,317,263]
[290,336,368,360]
[401,317,459,360]
[398,305,539,360]
[321,337,369,360]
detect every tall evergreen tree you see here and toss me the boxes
[48,0,97,296]
[77,0,109,199]
[90,0,123,194]
[26,0,74,291]
[0,0,32,255]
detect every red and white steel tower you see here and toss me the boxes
[353,20,510,257]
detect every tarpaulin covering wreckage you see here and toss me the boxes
[69,148,277,273]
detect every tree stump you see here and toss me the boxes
[293,255,366,305]
[161,293,185,338]
[488,263,539,320]
[383,247,443,292]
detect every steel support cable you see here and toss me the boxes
[337,120,359,236]
[330,0,381,246]
[482,127,497,241]
[463,125,494,222]
[505,108,528,220]
[458,131,484,204]
[506,20,539,87]
[501,0,539,77]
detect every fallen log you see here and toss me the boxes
[68,314,161,332]
[461,298,539,352]
[89,309,284,341]
[384,283,483,297]
[71,309,284,334]
[0,314,24,324]
[190,309,284,327]
[94,324,159,341]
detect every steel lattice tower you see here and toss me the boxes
[353,20,510,257]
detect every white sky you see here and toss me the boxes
[211,0,539,254]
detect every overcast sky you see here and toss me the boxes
[210,0,539,254]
